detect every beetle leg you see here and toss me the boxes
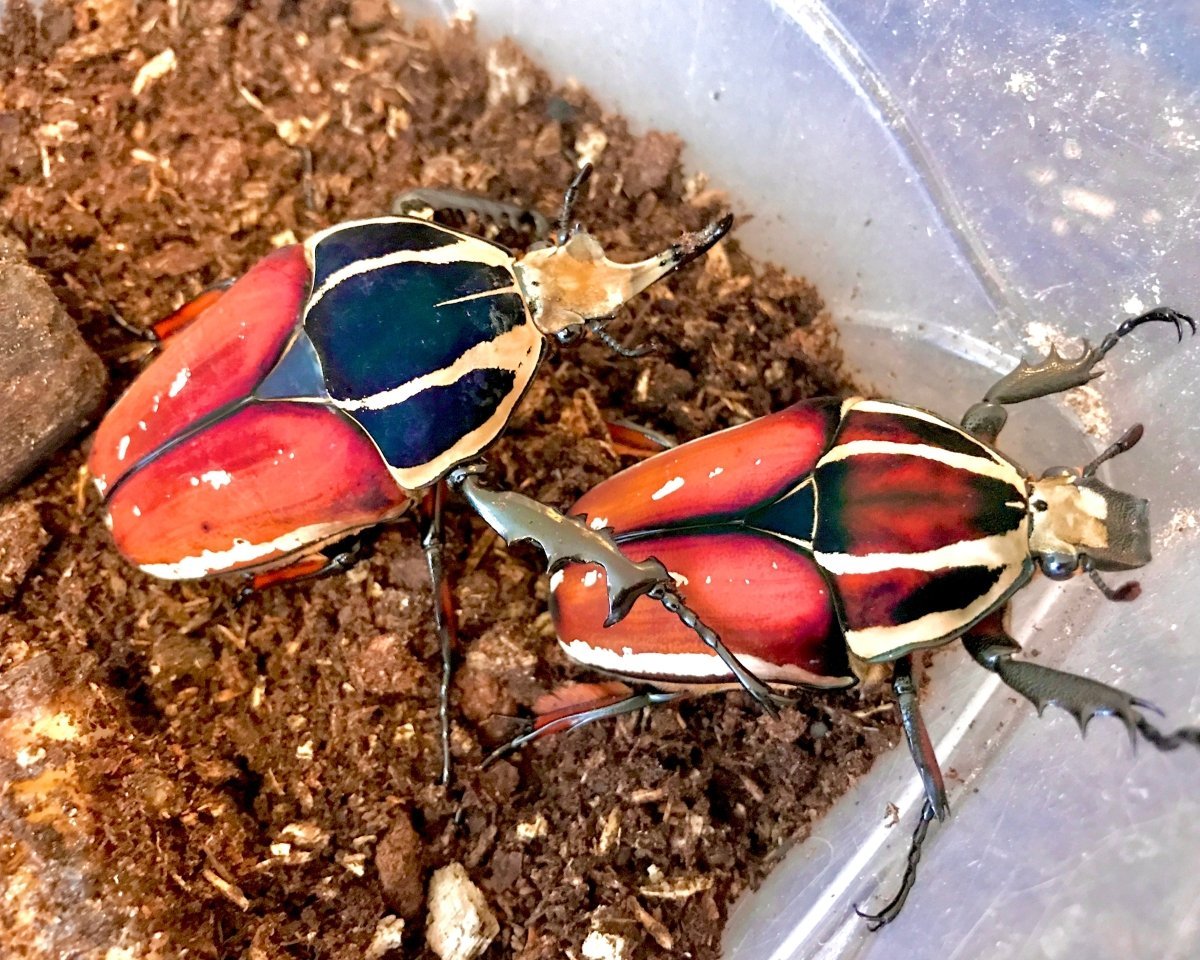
[240,532,375,599]
[151,279,237,341]
[961,307,1195,443]
[643,586,782,719]
[450,466,781,718]
[963,610,1200,750]
[484,683,687,766]
[854,659,948,928]
[391,187,550,237]
[605,419,677,459]
[102,277,235,345]
[855,798,938,930]
[892,656,950,820]
[419,483,459,786]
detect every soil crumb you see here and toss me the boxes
[0,2,900,957]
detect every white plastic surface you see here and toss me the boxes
[413,3,1200,958]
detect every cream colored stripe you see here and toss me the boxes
[387,323,544,490]
[847,398,1007,464]
[750,529,814,552]
[853,398,964,426]
[817,438,1023,487]
[435,285,520,307]
[139,520,353,580]
[304,232,514,316]
[845,559,1028,660]
[331,323,537,413]
[558,638,844,688]
[815,528,1025,576]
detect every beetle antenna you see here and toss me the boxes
[1083,558,1141,602]
[588,318,656,358]
[1083,423,1144,477]
[556,162,594,245]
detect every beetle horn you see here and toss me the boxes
[621,213,734,298]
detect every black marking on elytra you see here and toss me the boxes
[892,565,1004,624]
[350,367,518,470]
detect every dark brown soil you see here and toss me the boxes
[0,2,901,957]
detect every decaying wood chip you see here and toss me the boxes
[202,867,250,910]
[640,865,714,900]
[627,896,673,950]
[426,862,499,960]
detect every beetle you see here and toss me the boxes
[88,167,781,782]
[520,307,1200,924]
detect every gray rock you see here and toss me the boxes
[0,235,106,496]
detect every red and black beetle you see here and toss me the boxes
[89,169,782,781]
[525,307,1200,924]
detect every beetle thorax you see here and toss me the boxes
[515,230,680,337]
[1027,475,1109,561]
[514,232,635,335]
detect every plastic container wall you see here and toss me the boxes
[413,3,1200,958]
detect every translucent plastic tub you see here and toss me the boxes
[413,3,1200,957]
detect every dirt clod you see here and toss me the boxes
[623,131,684,198]
[351,632,426,698]
[377,812,427,919]
[0,501,49,607]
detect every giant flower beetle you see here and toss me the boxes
[520,307,1200,924]
[88,167,786,782]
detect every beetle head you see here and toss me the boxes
[1028,423,1151,588]
[514,214,732,341]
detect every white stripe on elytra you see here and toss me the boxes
[845,553,1029,660]
[332,323,536,413]
[387,322,544,490]
[817,438,1024,487]
[558,638,845,688]
[138,520,353,580]
[435,285,520,308]
[849,398,1006,463]
[814,528,1025,576]
[304,235,514,317]
[747,528,814,552]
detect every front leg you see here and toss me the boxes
[963,609,1200,750]
[449,466,780,718]
[962,307,1194,444]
